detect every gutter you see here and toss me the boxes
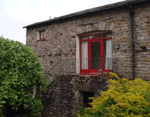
[129,4,135,80]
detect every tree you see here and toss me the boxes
[0,37,48,116]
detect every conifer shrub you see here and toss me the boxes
[0,37,48,116]
[76,72,150,117]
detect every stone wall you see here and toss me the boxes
[26,2,150,117]
[42,75,108,117]
[134,3,150,80]
[42,75,74,117]
[26,2,150,80]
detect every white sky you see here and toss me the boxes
[0,0,124,44]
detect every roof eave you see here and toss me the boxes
[23,0,148,28]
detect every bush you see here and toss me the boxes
[0,37,48,116]
[76,72,150,117]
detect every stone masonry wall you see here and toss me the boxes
[26,7,133,78]
[26,3,150,80]
[134,3,150,80]
[26,2,150,117]
[42,75,108,117]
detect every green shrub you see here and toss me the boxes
[76,72,150,117]
[0,37,48,116]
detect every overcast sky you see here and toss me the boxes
[0,0,123,44]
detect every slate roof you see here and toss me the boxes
[23,0,148,28]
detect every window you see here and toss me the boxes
[82,91,94,107]
[79,33,112,75]
[141,47,147,52]
[37,31,46,41]
[40,31,46,41]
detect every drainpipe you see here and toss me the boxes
[129,4,135,80]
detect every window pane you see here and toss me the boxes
[44,31,46,38]
[89,35,94,39]
[95,35,101,39]
[105,39,112,69]
[81,41,88,69]
[80,36,88,40]
[40,32,44,38]
[104,33,111,38]
[91,42,101,69]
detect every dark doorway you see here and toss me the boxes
[82,91,94,107]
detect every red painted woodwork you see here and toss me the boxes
[79,34,112,75]
[40,31,45,41]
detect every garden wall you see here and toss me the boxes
[42,75,108,117]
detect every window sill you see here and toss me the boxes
[80,70,113,76]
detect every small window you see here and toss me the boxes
[39,31,46,41]
[141,47,147,52]
[82,91,94,107]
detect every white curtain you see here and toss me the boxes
[105,40,112,69]
[81,41,88,69]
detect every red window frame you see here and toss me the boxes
[79,34,112,75]
[40,31,45,41]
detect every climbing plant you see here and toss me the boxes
[0,37,48,116]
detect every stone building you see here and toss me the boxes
[24,0,150,116]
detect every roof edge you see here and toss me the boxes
[23,0,148,28]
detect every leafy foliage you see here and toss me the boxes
[76,72,150,117]
[0,37,48,115]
